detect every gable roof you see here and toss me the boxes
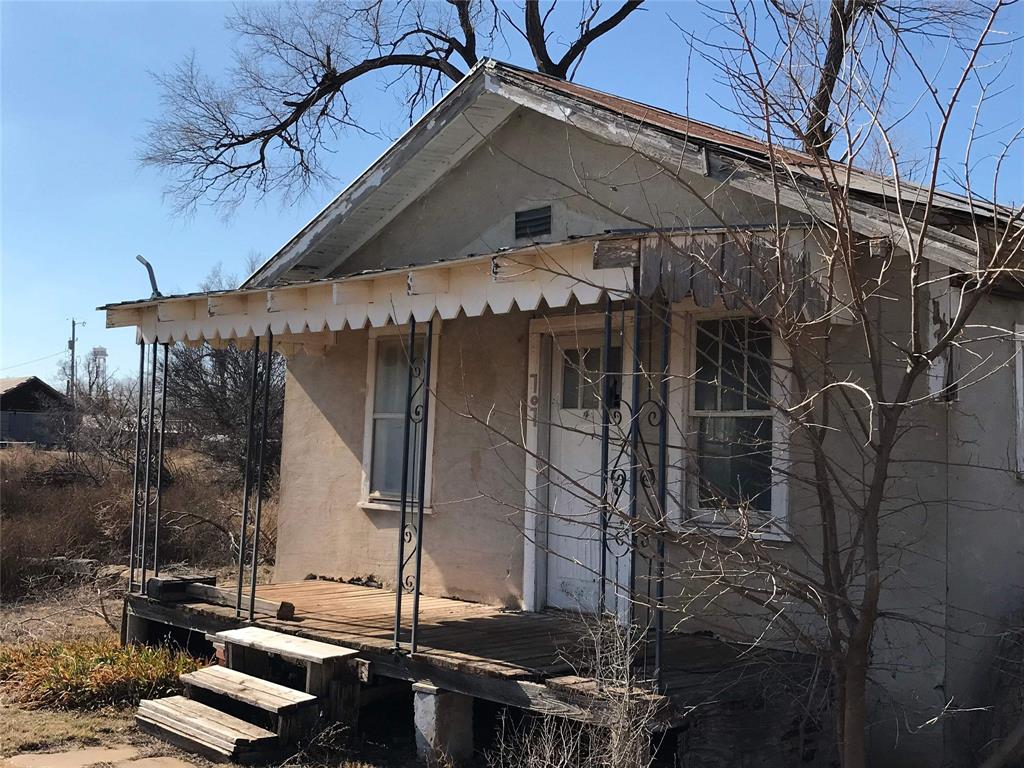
[245,59,1005,288]
[0,376,67,406]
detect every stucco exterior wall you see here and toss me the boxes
[275,310,531,606]
[337,108,790,277]
[943,294,1024,763]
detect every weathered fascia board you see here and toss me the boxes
[333,281,372,305]
[247,71,491,288]
[407,268,450,295]
[157,301,196,323]
[489,77,709,182]
[208,294,247,316]
[721,164,979,273]
[106,306,142,329]
[116,241,634,344]
[267,286,308,313]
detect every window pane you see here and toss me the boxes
[695,321,719,410]
[370,417,419,498]
[746,322,772,410]
[561,349,582,408]
[374,337,424,413]
[561,346,618,410]
[720,319,745,411]
[697,416,772,512]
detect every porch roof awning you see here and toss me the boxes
[99,236,635,346]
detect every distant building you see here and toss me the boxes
[0,376,69,445]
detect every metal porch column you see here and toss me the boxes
[394,319,417,650]
[128,343,146,594]
[249,331,274,621]
[236,337,261,616]
[152,343,169,578]
[627,296,644,627]
[654,299,671,689]
[139,342,158,595]
[598,294,614,615]
[409,317,434,653]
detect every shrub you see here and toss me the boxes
[0,638,206,710]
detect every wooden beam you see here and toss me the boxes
[208,295,248,317]
[185,583,296,621]
[593,239,640,269]
[157,301,196,323]
[106,307,142,329]
[332,282,372,305]
[267,288,307,313]
[407,269,450,295]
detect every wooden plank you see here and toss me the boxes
[182,666,317,714]
[185,583,295,621]
[139,696,277,745]
[593,238,640,269]
[145,575,217,601]
[217,626,359,665]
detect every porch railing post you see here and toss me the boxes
[249,331,274,621]
[627,297,644,627]
[152,343,169,579]
[394,318,417,650]
[139,342,158,595]
[236,337,261,617]
[655,298,671,689]
[128,342,145,594]
[599,294,613,615]
[410,317,434,654]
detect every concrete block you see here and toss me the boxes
[413,682,474,765]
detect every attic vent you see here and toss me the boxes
[515,206,552,239]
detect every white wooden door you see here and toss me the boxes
[546,333,623,612]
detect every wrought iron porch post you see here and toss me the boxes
[249,331,274,622]
[152,343,169,579]
[627,296,644,627]
[128,342,145,594]
[599,294,613,615]
[410,317,434,653]
[394,318,417,650]
[236,337,261,616]
[139,342,158,595]
[654,298,671,689]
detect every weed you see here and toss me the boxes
[0,638,206,710]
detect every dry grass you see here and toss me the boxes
[0,446,277,599]
[0,638,206,710]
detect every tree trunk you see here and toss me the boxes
[842,645,870,768]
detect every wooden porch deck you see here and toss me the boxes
[128,579,809,724]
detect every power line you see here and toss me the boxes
[0,349,66,373]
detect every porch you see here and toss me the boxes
[126,577,810,727]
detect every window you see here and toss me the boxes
[362,327,438,509]
[692,318,774,514]
[560,346,622,410]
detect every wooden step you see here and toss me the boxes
[217,626,358,666]
[182,665,318,715]
[136,696,277,763]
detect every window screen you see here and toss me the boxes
[693,318,773,512]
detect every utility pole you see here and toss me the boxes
[68,318,84,408]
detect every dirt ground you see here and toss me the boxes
[0,580,407,768]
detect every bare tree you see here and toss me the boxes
[166,264,285,473]
[142,0,644,213]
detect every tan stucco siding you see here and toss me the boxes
[275,311,530,606]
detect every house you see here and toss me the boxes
[102,60,1023,766]
[0,375,68,445]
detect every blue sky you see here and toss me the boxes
[2,1,1021,385]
